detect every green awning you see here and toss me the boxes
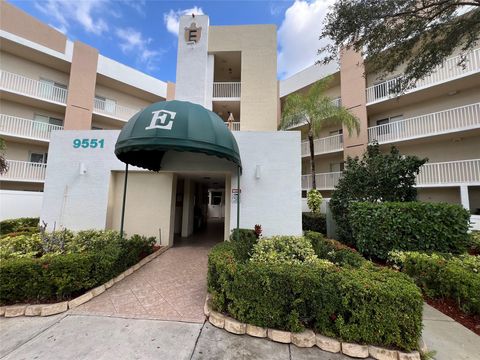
[115,100,242,171]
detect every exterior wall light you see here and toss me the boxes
[255,165,261,179]
[79,162,87,175]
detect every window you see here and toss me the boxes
[211,191,223,205]
[34,114,64,127]
[38,78,67,100]
[330,129,343,143]
[330,162,345,172]
[95,95,117,114]
[376,115,403,136]
[302,190,307,198]
[30,152,47,164]
[91,126,103,130]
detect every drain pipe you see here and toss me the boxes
[120,163,129,239]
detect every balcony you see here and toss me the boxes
[0,70,68,104]
[0,160,47,183]
[285,98,343,129]
[225,121,240,131]
[301,172,342,190]
[366,48,480,104]
[301,134,343,157]
[416,159,480,187]
[0,114,63,142]
[213,82,241,100]
[368,103,480,144]
[93,97,141,122]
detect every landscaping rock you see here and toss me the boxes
[113,273,125,283]
[267,329,291,344]
[398,351,421,360]
[25,304,43,316]
[369,346,398,360]
[209,311,225,329]
[246,324,267,338]
[342,342,369,358]
[203,300,210,317]
[68,291,93,309]
[418,338,428,354]
[5,305,27,317]
[104,279,114,289]
[316,334,341,353]
[91,285,106,297]
[291,330,315,348]
[224,317,246,334]
[41,301,67,316]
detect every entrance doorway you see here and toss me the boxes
[173,174,226,247]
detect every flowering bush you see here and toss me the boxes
[307,189,323,214]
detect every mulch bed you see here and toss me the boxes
[425,297,480,336]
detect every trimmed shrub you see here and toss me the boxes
[350,202,470,260]
[469,231,480,255]
[0,217,39,236]
[229,228,258,262]
[208,242,423,351]
[250,236,322,266]
[305,231,366,267]
[302,212,326,234]
[388,251,480,315]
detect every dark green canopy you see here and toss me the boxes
[115,100,241,171]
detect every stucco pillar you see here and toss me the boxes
[64,41,98,130]
[166,82,176,100]
[181,179,194,237]
[460,186,470,210]
[340,48,369,159]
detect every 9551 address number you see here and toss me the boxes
[73,138,105,149]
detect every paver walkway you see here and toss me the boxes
[71,221,223,323]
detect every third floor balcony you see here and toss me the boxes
[213,82,241,100]
[366,48,480,104]
[0,114,63,142]
[92,97,141,122]
[368,103,480,144]
[301,133,343,157]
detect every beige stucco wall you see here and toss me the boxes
[302,153,344,175]
[0,1,66,54]
[209,25,278,131]
[106,171,176,245]
[4,140,48,161]
[1,51,69,86]
[368,86,480,126]
[417,187,461,205]
[95,84,152,111]
[0,99,65,121]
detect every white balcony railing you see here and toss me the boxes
[0,70,68,104]
[93,98,140,121]
[331,97,341,107]
[0,114,63,141]
[301,172,342,190]
[416,159,480,186]
[0,160,47,182]
[213,82,241,99]
[368,103,480,144]
[301,134,343,157]
[366,48,480,104]
[285,98,343,129]
[225,121,240,131]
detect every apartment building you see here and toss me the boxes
[280,47,480,220]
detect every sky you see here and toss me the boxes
[10,0,335,82]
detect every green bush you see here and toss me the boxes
[305,231,366,267]
[469,231,480,254]
[208,242,423,351]
[349,202,470,260]
[0,217,39,236]
[307,189,323,214]
[302,212,326,234]
[250,236,322,266]
[0,231,155,304]
[229,228,258,262]
[388,251,480,315]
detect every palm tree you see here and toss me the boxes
[280,76,359,189]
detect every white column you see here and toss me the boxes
[460,185,470,210]
[181,179,194,237]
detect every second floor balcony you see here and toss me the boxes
[301,133,343,157]
[0,70,68,105]
[93,97,141,122]
[0,114,63,142]
[366,48,480,104]
[0,160,47,183]
[213,82,241,100]
[368,103,480,144]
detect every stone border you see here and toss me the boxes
[204,295,424,360]
[0,246,170,318]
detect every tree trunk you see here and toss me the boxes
[308,132,316,189]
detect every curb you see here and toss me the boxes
[0,246,170,318]
[204,295,424,360]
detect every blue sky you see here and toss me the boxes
[10,0,334,82]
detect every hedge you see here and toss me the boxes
[0,233,155,304]
[389,251,480,315]
[0,217,39,237]
[229,228,258,262]
[302,212,326,234]
[208,241,423,351]
[349,202,470,260]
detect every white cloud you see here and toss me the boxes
[277,0,335,79]
[163,6,204,36]
[115,28,162,71]
[35,0,109,35]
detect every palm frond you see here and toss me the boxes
[280,93,309,129]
